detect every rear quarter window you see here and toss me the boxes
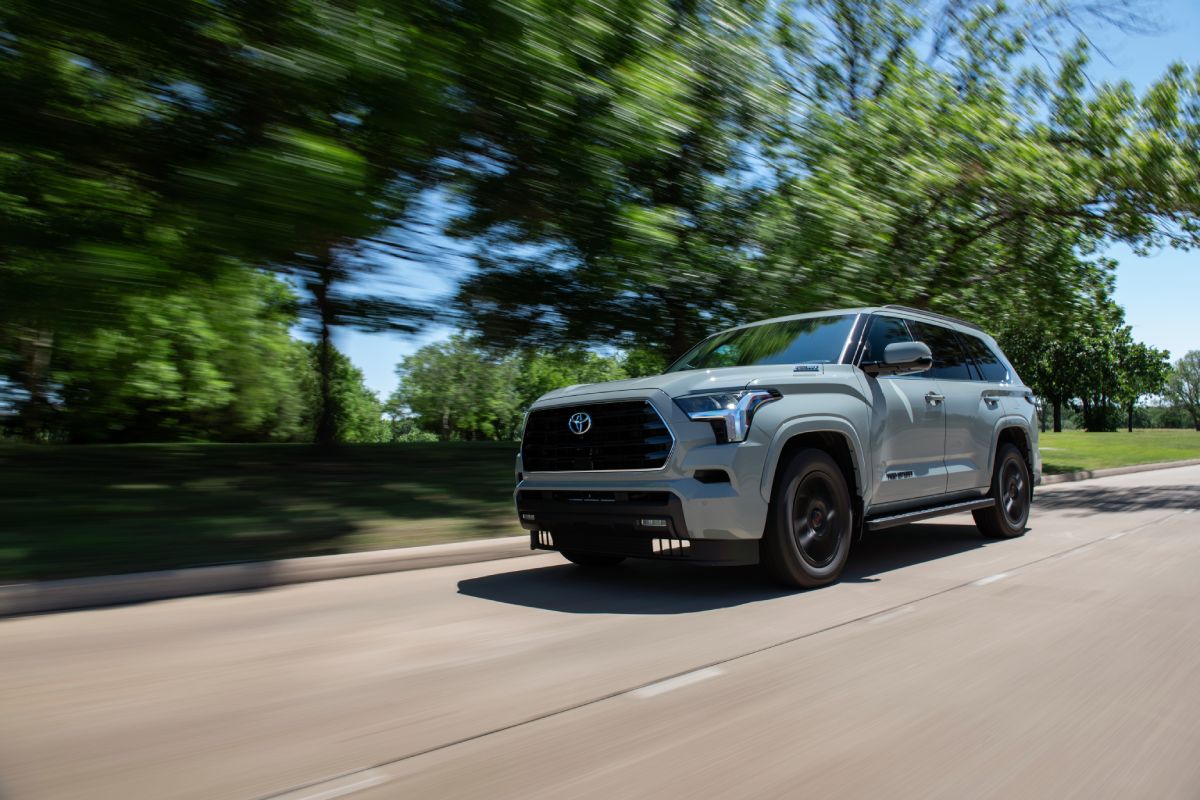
[961,335,1010,383]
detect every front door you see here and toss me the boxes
[860,315,948,505]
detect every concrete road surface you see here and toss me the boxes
[2,466,1199,800]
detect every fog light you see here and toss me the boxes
[639,518,668,528]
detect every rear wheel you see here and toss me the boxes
[973,443,1031,539]
[560,551,626,567]
[761,449,853,588]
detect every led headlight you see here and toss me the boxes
[674,389,780,443]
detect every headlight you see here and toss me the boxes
[674,389,780,443]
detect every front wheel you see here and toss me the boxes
[560,551,626,567]
[761,448,854,588]
[973,443,1031,539]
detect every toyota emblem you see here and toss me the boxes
[568,412,592,435]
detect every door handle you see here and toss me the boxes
[925,392,944,406]
[984,397,1000,409]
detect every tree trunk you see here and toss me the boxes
[1053,400,1062,433]
[310,256,338,448]
[18,327,55,443]
[1127,401,1134,433]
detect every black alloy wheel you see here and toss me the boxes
[762,448,854,588]
[973,443,1031,539]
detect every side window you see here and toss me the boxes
[909,322,974,380]
[861,316,912,363]
[961,335,1010,383]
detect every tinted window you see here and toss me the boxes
[667,315,856,372]
[909,322,974,380]
[961,334,1010,383]
[861,316,912,363]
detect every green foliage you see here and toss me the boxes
[454,0,1200,362]
[52,269,308,443]
[999,292,1169,432]
[3,0,1197,445]
[293,343,389,444]
[391,337,630,440]
[452,0,777,358]
[1166,352,1200,431]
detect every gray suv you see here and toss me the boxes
[515,306,1040,587]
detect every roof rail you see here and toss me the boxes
[880,305,984,332]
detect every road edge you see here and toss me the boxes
[5,457,1198,617]
[0,535,534,617]
[1039,457,1200,485]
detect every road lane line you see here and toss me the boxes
[632,668,723,698]
[974,572,1011,586]
[868,605,914,624]
[274,772,388,800]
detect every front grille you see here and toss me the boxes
[522,400,674,472]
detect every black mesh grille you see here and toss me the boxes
[522,401,673,472]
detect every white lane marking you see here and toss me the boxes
[974,572,1011,586]
[869,605,914,625]
[275,773,388,800]
[632,667,722,698]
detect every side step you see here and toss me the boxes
[866,497,995,531]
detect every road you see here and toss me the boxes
[2,466,1199,800]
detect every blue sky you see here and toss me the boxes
[341,0,1200,398]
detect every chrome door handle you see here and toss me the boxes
[925,392,944,406]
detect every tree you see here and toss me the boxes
[291,343,388,444]
[0,0,468,443]
[390,338,630,440]
[1114,340,1170,433]
[451,0,777,360]
[451,0,1200,362]
[1166,352,1200,432]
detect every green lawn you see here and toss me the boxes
[1038,429,1200,475]
[1,443,521,582]
[3,431,1198,582]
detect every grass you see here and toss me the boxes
[3,430,1198,582]
[1,443,520,582]
[1038,429,1200,475]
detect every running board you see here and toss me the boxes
[866,497,994,531]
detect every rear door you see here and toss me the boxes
[909,321,1001,493]
[859,315,948,505]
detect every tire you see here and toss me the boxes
[560,551,626,567]
[973,443,1031,539]
[761,448,854,588]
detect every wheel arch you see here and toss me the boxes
[990,419,1035,487]
[760,419,867,539]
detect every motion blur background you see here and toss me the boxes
[3,0,1200,581]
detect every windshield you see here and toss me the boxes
[667,315,856,372]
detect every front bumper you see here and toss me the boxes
[516,488,759,565]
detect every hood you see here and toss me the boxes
[535,364,848,405]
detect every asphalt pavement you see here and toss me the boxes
[2,466,1199,800]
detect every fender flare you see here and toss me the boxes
[759,415,869,504]
[986,416,1034,486]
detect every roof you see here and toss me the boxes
[730,305,987,335]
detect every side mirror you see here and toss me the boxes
[862,341,933,377]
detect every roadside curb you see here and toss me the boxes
[0,535,533,618]
[5,458,1199,618]
[1040,458,1200,485]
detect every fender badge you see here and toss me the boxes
[793,365,820,373]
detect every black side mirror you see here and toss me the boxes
[861,341,933,377]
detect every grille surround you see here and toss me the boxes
[521,400,675,473]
